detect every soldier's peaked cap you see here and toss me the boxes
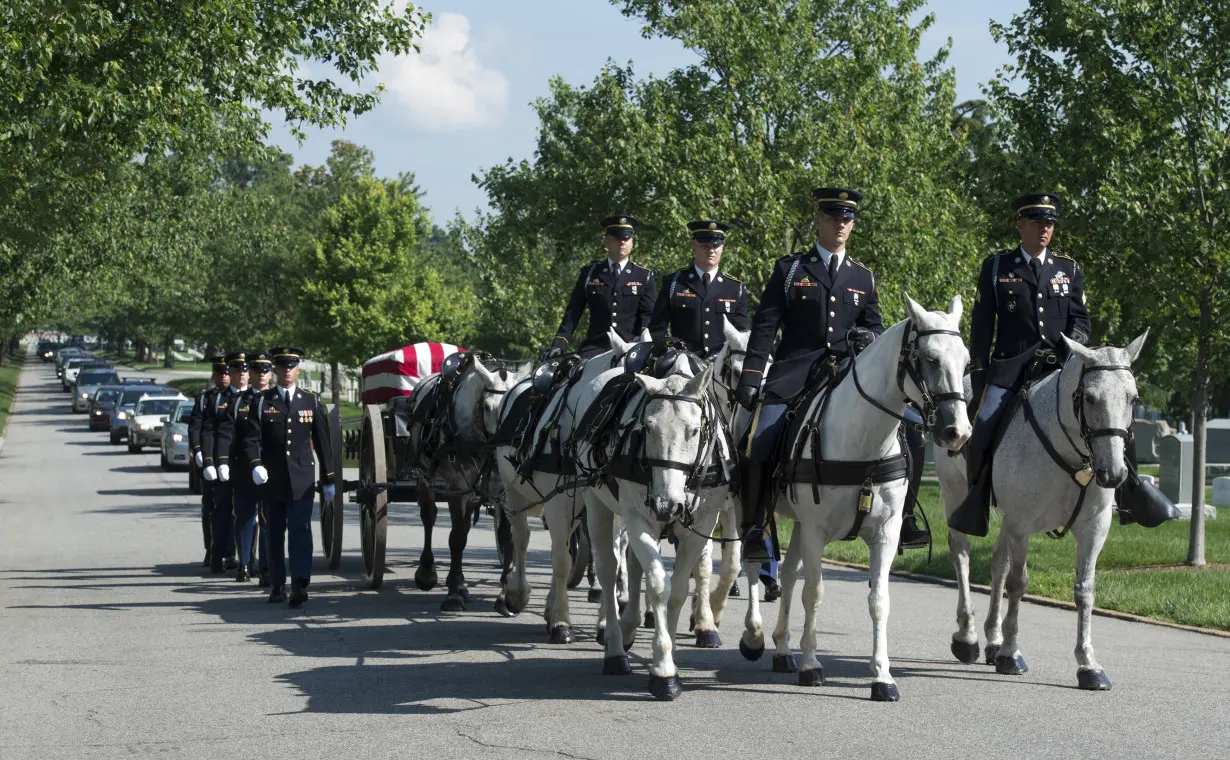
[1012,192,1061,221]
[601,215,639,239]
[813,187,861,218]
[270,346,305,366]
[687,219,731,242]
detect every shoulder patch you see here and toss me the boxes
[1052,252,1075,262]
[849,259,873,273]
[722,272,742,284]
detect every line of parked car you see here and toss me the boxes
[47,344,202,494]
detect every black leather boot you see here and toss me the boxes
[740,458,773,564]
[899,427,930,549]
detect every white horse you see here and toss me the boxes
[404,355,531,611]
[492,330,646,641]
[738,295,971,700]
[936,331,1148,690]
[584,358,731,700]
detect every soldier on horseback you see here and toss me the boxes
[648,219,749,355]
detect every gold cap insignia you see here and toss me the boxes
[620,217,627,224]
[708,222,717,230]
[839,192,848,200]
[1042,196,1050,204]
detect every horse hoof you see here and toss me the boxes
[984,644,1001,665]
[441,595,466,613]
[648,675,683,701]
[596,626,605,645]
[587,588,602,604]
[694,630,721,649]
[1077,669,1112,691]
[602,655,631,676]
[457,586,471,602]
[623,636,635,652]
[995,654,1029,676]
[549,626,573,645]
[870,682,900,702]
[643,612,656,629]
[504,596,524,616]
[739,639,765,662]
[772,654,798,673]
[798,668,825,687]
[414,566,438,591]
[951,639,981,665]
[494,599,517,618]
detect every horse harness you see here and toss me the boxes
[1022,360,1134,538]
[787,321,964,541]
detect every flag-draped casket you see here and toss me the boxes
[360,342,467,405]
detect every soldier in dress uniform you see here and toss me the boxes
[949,193,1092,536]
[546,215,658,359]
[648,220,750,355]
[200,352,246,574]
[244,347,335,607]
[215,351,266,582]
[734,188,888,563]
[247,352,275,586]
[188,356,229,567]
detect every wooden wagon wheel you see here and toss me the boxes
[318,403,344,570]
[359,404,388,589]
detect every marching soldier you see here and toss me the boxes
[734,188,893,563]
[648,220,750,355]
[244,347,335,607]
[950,193,1099,535]
[188,356,229,567]
[215,351,266,582]
[247,352,275,586]
[200,352,245,574]
[546,215,657,359]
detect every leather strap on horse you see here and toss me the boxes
[1023,392,1090,539]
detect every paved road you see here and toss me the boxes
[2,358,1228,759]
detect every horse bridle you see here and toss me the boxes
[852,320,965,433]
[631,384,725,523]
[1055,362,1134,464]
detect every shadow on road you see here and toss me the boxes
[97,486,190,498]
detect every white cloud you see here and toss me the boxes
[381,12,509,132]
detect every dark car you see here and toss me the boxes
[89,386,126,430]
[108,385,173,444]
[38,341,62,362]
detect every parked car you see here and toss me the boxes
[108,386,170,443]
[72,368,121,412]
[160,401,194,471]
[90,386,125,430]
[127,395,188,453]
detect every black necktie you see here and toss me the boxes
[702,272,711,288]
[828,255,839,281]
[1030,257,1042,281]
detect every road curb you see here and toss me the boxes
[822,558,1230,639]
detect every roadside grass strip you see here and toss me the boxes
[774,484,1229,631]
[0,351,27,438]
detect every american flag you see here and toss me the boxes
[360,342,467,405]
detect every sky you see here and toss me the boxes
[266,0,1029,226]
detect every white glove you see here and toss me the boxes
[322,484,336,502]
[194,451,204,468]
[203,466,217,482]
[251,465,269,486]
[218,464,230,482]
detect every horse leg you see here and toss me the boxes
[676,528,720,648]
[739,552,766,662]
[982,530,1011,664]
[993,530,1031,675]
[709,501,741,627]
[587,497,629,673]
[619,540,643,649]
[495,504,531,617]
[1073,509,1113,690]
[867,536,899,701]
[543,496,577,644]
[441,495,472,611]
[415,487,439,591]
[770,535,803,673]
[625,514,680,700]
[615,523,631,614]
[796,527,827,687]
[948,527,981,664]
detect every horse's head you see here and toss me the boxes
[631,362,717,524]
[1060,330,1148,488]
[463,356,533,437]
[903,294,973,450]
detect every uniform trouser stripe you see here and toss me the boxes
[232,482,260,568]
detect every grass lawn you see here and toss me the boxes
[778,483,1230,630]
[100,351,213,373]
[0,352,27,437]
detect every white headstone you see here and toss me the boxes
[1213,477,1230,508]
[1159,433,1193,504]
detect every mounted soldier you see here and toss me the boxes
[546,215,657,360]
[648,219,749,356]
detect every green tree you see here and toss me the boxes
[300,177,477,401]
[465,0,985,356]
[987,0,1230,564]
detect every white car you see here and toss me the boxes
[126,394,188,453]
[160,401,194,470]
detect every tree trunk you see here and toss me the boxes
[1186,368,1209,567]
[330,360,341,406]
[163,331,175,369]
[134,339,147,363]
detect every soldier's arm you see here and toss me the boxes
[200,400,217,467]
[857,268,884,337]
[243,395,264,469]
[738,260,788,389]
[311,396,335,487]
[969,255,996,387]
[552,267,589,348]
[728,282,751,332]
[636,270,657,335]
[647,271,673,342]
[215,403,235,466]
[1067,262,1091,344]
[187,393,204,454]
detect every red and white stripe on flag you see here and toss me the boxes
[361,342,466,405]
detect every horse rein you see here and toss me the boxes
[851,320,965,434]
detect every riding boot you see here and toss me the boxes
[899,424,930,549]
[739,457,773,564]
[1114,446,1179,528]
[948,392,1007,538]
